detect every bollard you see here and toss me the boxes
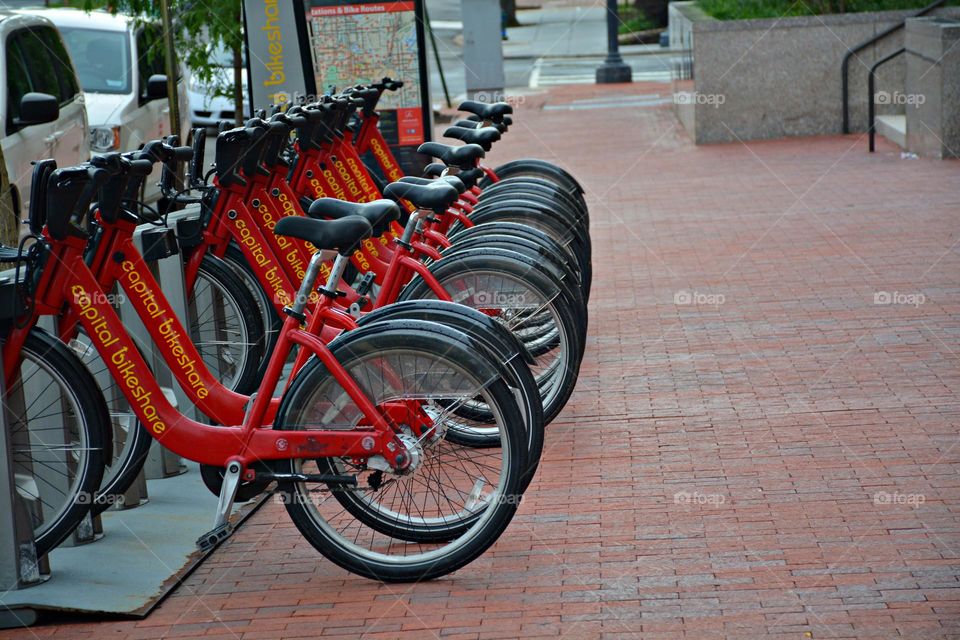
[462,0,506,102]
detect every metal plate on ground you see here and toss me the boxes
[0,462,269,621]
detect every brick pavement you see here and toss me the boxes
[8,83,959,638]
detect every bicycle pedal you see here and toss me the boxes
[196,523,233,551]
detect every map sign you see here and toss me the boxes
[244,0,431,175]
[305,0,430,168]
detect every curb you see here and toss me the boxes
[503,48,678,60]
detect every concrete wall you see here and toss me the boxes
[668,1,960,144]
[905,18,960,159]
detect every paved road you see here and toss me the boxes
[424,0,677,107]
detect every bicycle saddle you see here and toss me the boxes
[307,198,400,236]
[443,126,501,151]
[417,142,484,170]
[465,114,512,132]
[422,162,447,178]
[274,215,372,256]
[458,100,513,123]
[455,167,485,190]
[383,180,459,213]
[399,175,466,195]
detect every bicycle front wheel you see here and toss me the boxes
[274,321,526,582]
[6,328,108,556]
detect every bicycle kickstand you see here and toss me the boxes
[196,460,242,551]
[197,393,259,551]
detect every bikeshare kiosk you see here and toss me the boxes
[242,0,432,175]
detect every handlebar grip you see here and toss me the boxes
[129,159,155,176]
[190,127,206,183]
[173,146,193,161]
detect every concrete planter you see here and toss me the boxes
[668,1,960,144]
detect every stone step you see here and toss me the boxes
[875,115,906,149]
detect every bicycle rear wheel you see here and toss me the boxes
[188,254,265,396]
[481,159,587,211]
[398,249,583,424]
[66,330,152,516]
[6,328,108,556]
[274,321,526,582]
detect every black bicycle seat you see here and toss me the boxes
[458,100,512,123]
[307,198,400,235]
[422,162,447,178]
[274,215,372,256]
[383,180,459,212]
[443,126,501,151]
[417,142,484,170]
[399,175,466,195]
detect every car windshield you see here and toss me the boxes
[209,43,245,68]
[59,27,131,94]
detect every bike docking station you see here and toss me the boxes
[0,211,270,628]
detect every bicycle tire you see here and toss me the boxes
[8,328,108,556]
[274,321,527,581]
[398,249,582,424]
[452,205,591,278]
[189,254,266,396]
[482,159,587,211]
[356,300,545,489]
[474,195,589,251]
[66,330,154,517]
[479,179,589,232]
[448,221,592,301]
[222,243,283,382]
[441,234,587,322]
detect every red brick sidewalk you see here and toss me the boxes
[10,83,960,639]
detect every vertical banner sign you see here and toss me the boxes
[243,0,431,176]
[243,0,313,110]
[303,0,432,176]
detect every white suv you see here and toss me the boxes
[0,11,89,215]
[33,8,189,204]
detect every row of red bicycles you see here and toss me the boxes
[2,79,590,581]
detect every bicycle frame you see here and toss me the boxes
[3,230,407,472]
[186,162,454,327]
[56,212,278,426]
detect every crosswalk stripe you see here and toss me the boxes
[530,64,672,88]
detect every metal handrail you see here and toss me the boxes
[867,48,906,152]
[841,0,944,133]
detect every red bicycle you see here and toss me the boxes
[4,157,529,580]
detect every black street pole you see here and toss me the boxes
[595,0,632,83]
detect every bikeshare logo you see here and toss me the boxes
[674,289,725,307]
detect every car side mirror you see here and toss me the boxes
[15,93,59,127]
[146,74,168,100]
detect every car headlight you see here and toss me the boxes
[91,126,121,152]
